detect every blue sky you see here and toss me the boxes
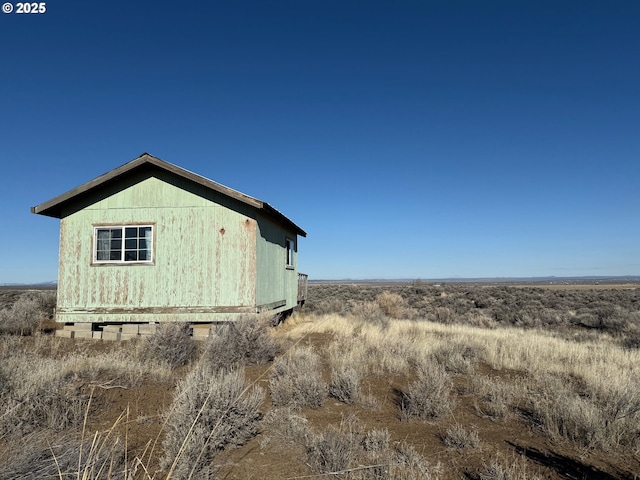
[1,0,638,283]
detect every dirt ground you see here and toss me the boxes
[51,331,637,480]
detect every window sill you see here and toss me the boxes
[91,262,155,267]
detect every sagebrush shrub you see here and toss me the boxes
[431,342,480,374]
[204,315,278,370]
[441,423,479,449]
[269,346,326,409]
[262,410,440,480]
[0,291,56,335]
[376,291,411,319]
[393,441,439,479]
[471,376,513,421]
[477,455,542,480]
[400,360,453,420]
[313,298,347,315]
[141,322,195,369]
[306,423,357,475]
[350,301,389,328]
[0,357,87,435]
[160,365,264,479]
[527,373,640,451]
[362,428,390,453]
[329,365,361,404]
[0,431,125,480]
[261,407,312,446]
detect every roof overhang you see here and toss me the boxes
[31,153,307,237]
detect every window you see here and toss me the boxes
[285,237,295,268]
[94,225,153,264]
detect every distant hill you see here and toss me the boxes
[0,281,57,289]
[309,276,640,285]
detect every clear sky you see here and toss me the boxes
[1,0,638,283]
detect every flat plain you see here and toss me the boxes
[0,281,639,479]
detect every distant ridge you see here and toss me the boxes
[3,277,639,288]
[309,276,640,284]
[0,281,57,289]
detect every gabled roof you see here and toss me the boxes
[31,153,306,237]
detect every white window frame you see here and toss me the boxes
[93,224,154,264]
[285,237,295,268]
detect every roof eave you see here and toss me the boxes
[262,203,307,237]
[31,153,307,236]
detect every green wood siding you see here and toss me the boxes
[56,175,260,323]
[255,213,298,314]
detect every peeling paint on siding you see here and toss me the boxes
[52,172,300,324]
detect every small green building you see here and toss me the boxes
[32,153,307,326]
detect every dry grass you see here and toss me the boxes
[286,313,640,396]
[283,312,640,453]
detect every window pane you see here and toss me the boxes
[95,225,152,263]
[97,230,109,251]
